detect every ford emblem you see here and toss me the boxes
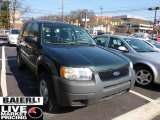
[113,71,120,77]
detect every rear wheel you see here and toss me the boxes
[17,52,25,70]
[39,72,59,113]
[135,66,153,86]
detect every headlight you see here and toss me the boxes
[129,61,133,68]
[60,67,92,80]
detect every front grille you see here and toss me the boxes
[98,67,129,80]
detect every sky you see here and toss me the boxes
[23,0,160,20]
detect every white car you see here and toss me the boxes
[8,29,21,45]
[0,29,10,40]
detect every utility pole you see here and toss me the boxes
[61,0,64,22]
[100,6,103,31]
[85,10,88,28]
[148,7,160,36]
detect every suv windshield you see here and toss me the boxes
[124,38,156,52]
[11,29,21,34]
[42,23,96,46]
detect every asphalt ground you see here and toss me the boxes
[0,41,160,120]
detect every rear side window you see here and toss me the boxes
[28,23,39,39]
[23,23,32,37]
[23,23,39,42]
[11,30,20,34]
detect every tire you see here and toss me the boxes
[39,72,59,113]
[17,51,25,70]
[135,66,153,86]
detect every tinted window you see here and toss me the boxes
[42,23,96,46]
[11,29,20,34]
[108,37,126,50]
[29,23,39,38]
[94,37,109,46]
[23,23,32,37]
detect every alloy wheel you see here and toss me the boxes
[136,70,152,86]
[40,80,49,104]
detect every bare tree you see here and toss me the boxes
[9,0,30,28]
[69,9,96,27]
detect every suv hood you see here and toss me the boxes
[44,45,129,71]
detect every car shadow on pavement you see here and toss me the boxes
[7,56,81,114]
[135,83,160,92]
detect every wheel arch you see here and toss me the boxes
[36,56,58,82]
[133,62,155,82]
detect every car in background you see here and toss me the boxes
[149,37,157,41]
[157,36,160,42]
[132,33,150,40]
[0,29,9,40]
[8,28,21,45]
[94,35,160,86]
[145,39,160,50]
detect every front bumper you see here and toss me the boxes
[53,67,135,107]
[8,39,17,45]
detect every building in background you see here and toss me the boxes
[113,15,153,34]
[96,15,153,34]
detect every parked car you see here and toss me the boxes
[157,36,160,42]
[145,39,160,51]
[149,37,157,41]
[8,28,21,45]
[94,35,160,86]
[132,33,150,39]
[0,29,9,40]
[17,21,135,112]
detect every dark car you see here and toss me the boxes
[17,21,135,112]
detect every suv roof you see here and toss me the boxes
[25,20,77,27]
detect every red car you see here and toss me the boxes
[157,36,160,42]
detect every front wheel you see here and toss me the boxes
[135,66,153,86]
[39,72,59,113]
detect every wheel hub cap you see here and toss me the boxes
[136,70,152,85]
[40,80,48,104]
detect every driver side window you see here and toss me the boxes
[108,37,126,50]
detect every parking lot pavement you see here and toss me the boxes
[133,85,160,100]
[0,44,160,120]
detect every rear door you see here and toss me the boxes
[19,22,32,64]
[26,22,40,72]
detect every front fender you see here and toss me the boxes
[36,56,58,77]
[134,61,158,83]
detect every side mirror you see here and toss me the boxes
[118,46,128,52]
[24,36,37,44]
[96,40,102,45]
